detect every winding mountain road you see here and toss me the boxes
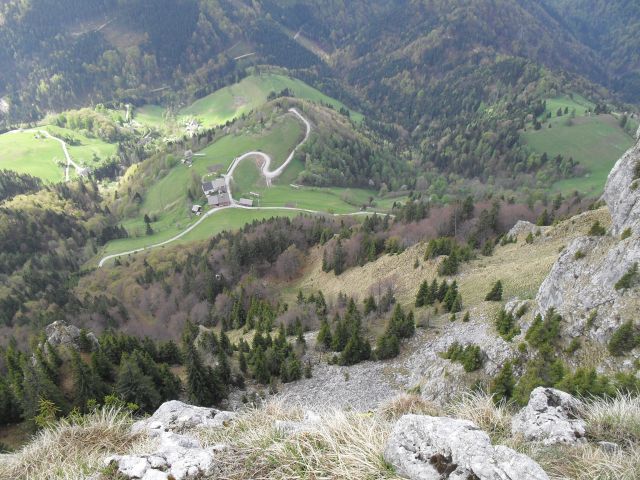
[97,108,379,267]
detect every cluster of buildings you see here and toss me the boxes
[192,173,254,215]
[202,178,231,207]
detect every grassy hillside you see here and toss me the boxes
[0,131,66,182]
[523,96,635,195]
[135,73,363,131]
[99,101,392,264]
[44,125,118,166]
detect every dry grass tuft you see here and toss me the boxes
[446,391,513,441]
[0,406,145,480]
[379,393,442,421]
[581,393,640,447]
[198,400,399,480]
[515,441,640,480]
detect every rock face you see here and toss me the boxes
[131,400,235,435]
[603,139,640,235]
[512,387,586,445]
[535,138,640,343]
[106,401,234,480]
[384,414,549,480]
[44,320,98,350]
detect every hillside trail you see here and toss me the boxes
[97,108,382,267]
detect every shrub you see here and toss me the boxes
[495,309,520,341]
[588,221,606,236]
[614,263,638,290]
[621,228,632,240]
[441,342,484,372]
[608,321,639,356]
[485,280,503,301]
[525,232,534,244]
[574,250,586,260]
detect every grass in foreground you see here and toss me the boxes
[4,392,639,480]
[0,407,143,480]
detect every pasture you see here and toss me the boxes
[524,109,635,195]
[180,73,363,127]
[0,131,66,182]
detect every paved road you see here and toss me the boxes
[97,108,379,267]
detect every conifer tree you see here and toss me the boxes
[115,353,160,411]
[490,361,515,403]
[485,280,503,301]
[333,239,346,275]
[317,319,333,350]
[364,295,377,315]
[71,351,105,412]
[0,377,22,425]
[416,280,429,307]
[184,343,225,406]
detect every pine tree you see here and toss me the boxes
[437,280,449,302]
[375,333,400,360]
[252,347,271,384]
[317,319,333,350]
[443,281,459,312]
[21,362,67,424]
[485,280,503,301]
[490,361,515,403]
[0,377,22,425]
[184,344,225,406]
[333,239,346,275]
[364,295,377,315]
[216,350,232,385]
[415,280,429,307]
[71,351,105,412]
[239,351,248,374]
[115,354,161,412]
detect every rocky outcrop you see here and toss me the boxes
[603,139,640,235]
[507,220,548,239]
[106,401,234,480]
[131,400,235,435]
[535,139,640,343]
[384,414,549,480]
[105,431,223,480]
[45,320,98,350]
[536,235,640,342]
[512,387,586,445]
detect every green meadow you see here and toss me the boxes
[174,73,362,128]
[524,95,635,195]
[44,125,118,166]
[0,131,66,182]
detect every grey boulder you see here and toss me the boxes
[131,400,236,435]
[511,387,586,445]
[384,414,549,480]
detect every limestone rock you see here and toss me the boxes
[507,220,548,239]
[384,414,549,480]
[535,235,640,342]
[604,139,640,235]
[105,431,221,480]
[44,320,98,351]
[512,387,586,445]
[131,400,236,435]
